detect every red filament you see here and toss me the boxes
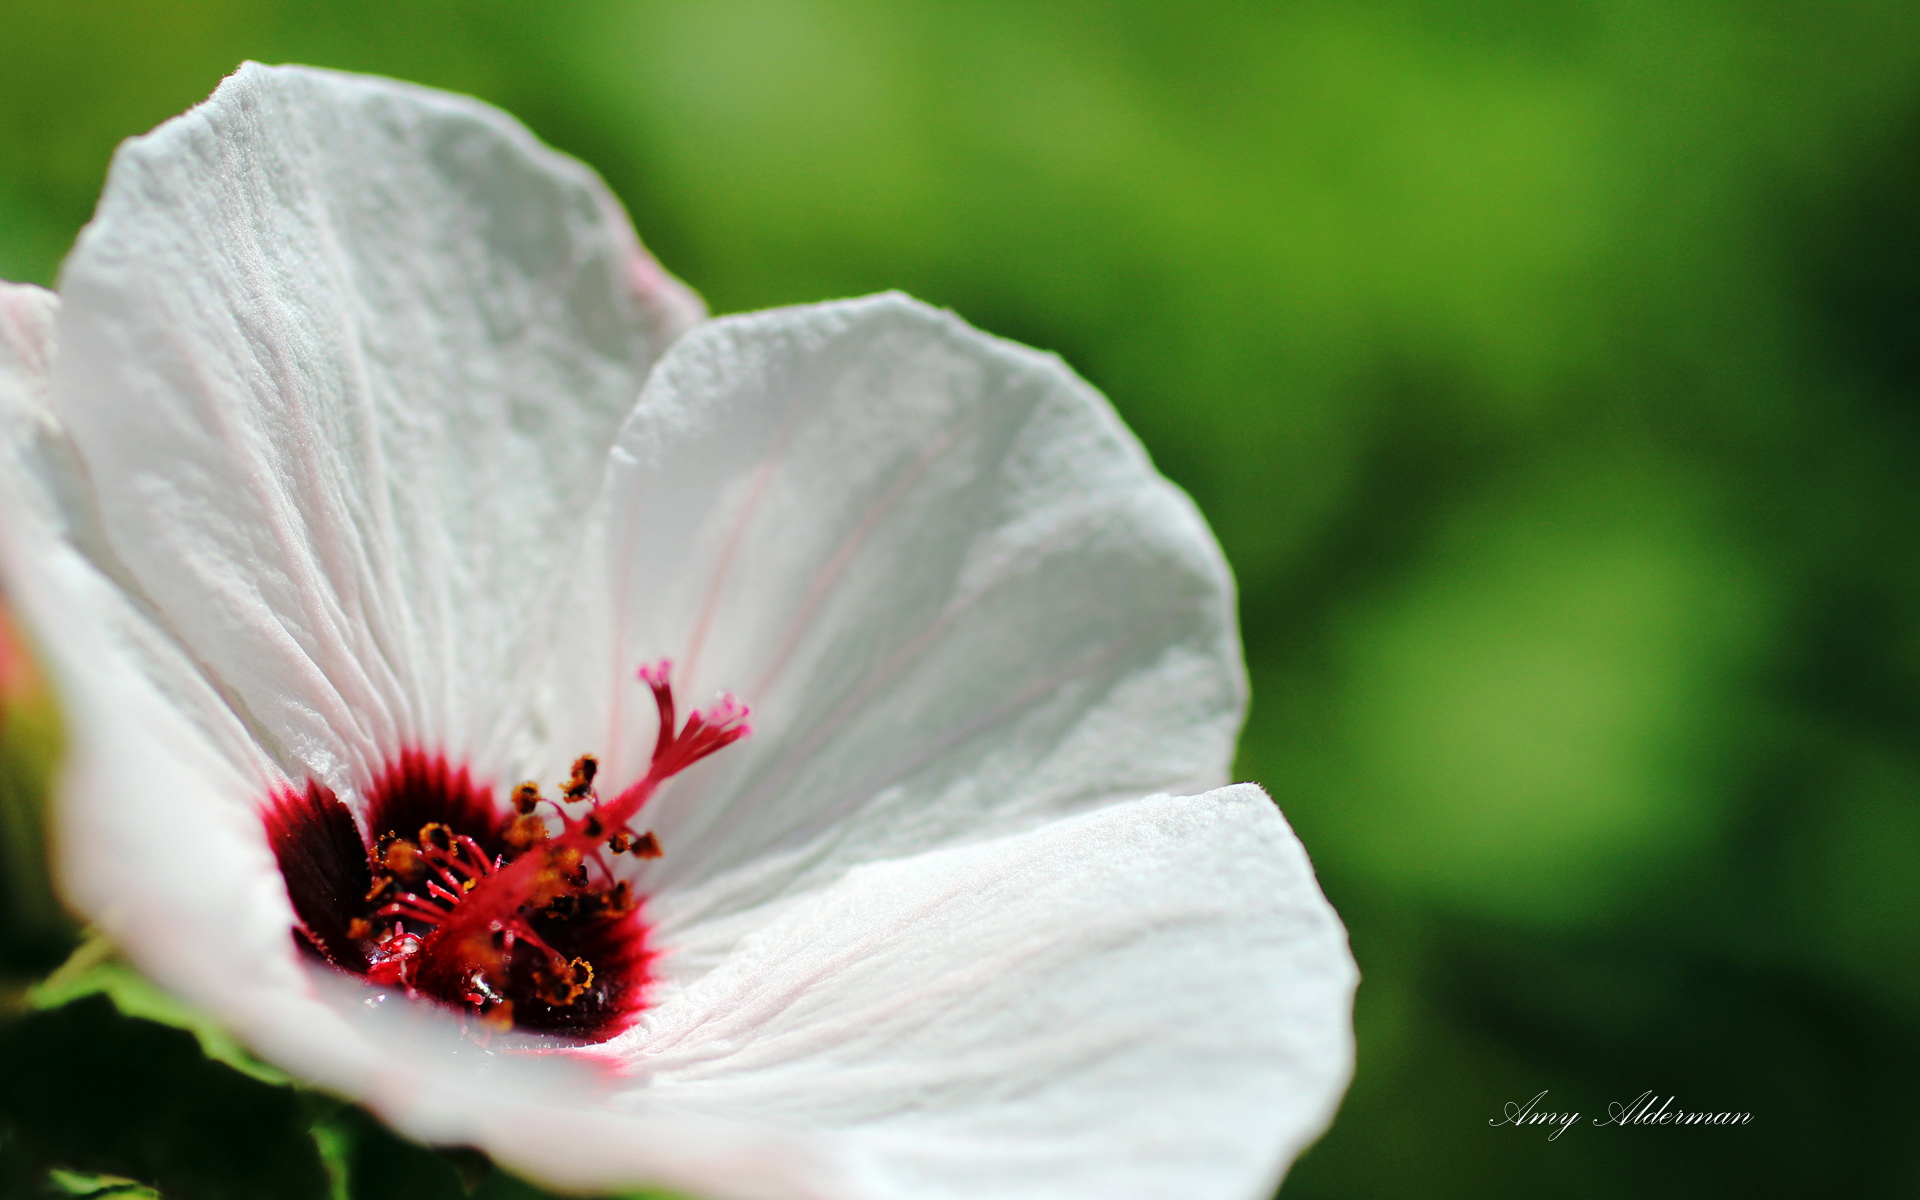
[264,663,748,1040]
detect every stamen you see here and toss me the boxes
[425,667,737,1012]
[563,754,598,801]
[270,667,745,1038]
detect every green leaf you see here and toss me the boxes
[0,993,332,1200]
[20,941,704,1200]
[29,932,288,1086]
[43,1167,165,1198]
[308,1106,472,1200]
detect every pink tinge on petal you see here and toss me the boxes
[0,599,39,709]
[0,285,56,376]
[629,252,673,306]
[627,250,705,341]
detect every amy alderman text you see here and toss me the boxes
[1490,1091,1754,1140]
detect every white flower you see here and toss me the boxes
[0,63,1356,1200]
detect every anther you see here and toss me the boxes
[562,754,597,801]
[536,957,595,1006]
[631,831,662,859]
[512,782,541,814]
[504,813,549,850]
[380,838,422,879]
[605,881,635,915]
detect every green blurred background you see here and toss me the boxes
[4,1,1919,1197]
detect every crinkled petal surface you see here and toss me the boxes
[51,61,698,785]
[602,785,1354,1200]
[0,64,1356,1200]
[565,294,1249,966]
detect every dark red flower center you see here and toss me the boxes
[264,663,748,1042]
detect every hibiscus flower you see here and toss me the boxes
[0,63,1356,1200]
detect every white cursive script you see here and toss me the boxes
[1593,1092,1753,1128]
[1489,1090,1580,1141]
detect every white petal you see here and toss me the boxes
[555,785,1349,1200]
[0,283,62,531]
[50,62,697,795]
[569,294,1247,951]
[7,60,704,1140]
[0,282,308,1032]
[5,283,824,1200]
[0,283,57,398]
